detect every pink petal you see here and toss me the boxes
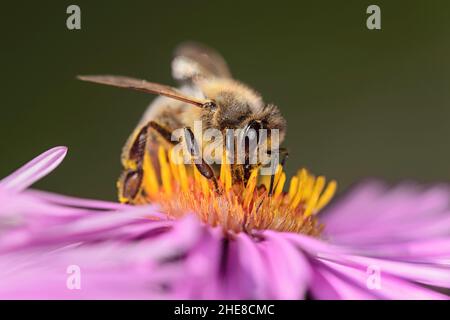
[0,216,206,299]
[309,263,378,300]
[235,233,271,299]
[318,259,448,300]
[27,190,126,211]
[258,231,312,299]
[352,238,450,261]
[0,204,168,253]
[0,147,67,193]
[322,181,450,245]
[318,252,450,288]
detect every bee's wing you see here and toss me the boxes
[77,75,211,107]
[172,42,232,83]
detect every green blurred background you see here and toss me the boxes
[0,1,449,201]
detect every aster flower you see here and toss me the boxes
[0,147,449,299]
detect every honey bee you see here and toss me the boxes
[78,42,287,204]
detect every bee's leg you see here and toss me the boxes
[119,121,176,203]
[184,127,220,192]
[147,123,221,193]
[119,123,151,203]
[268,147,289,196]
[148,121,177,146]
[118,169,144,203]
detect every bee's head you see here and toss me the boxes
[199,79,286,143]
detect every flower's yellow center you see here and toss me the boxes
[126,147,337,235]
